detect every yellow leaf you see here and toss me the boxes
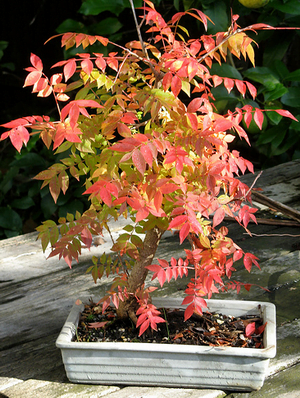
[246,44,255,67]
[200,234,210,249]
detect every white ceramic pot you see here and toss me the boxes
[56,298,276,391]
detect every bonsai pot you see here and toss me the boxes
[56,298,276,391]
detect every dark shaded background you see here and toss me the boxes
[0,0,82,123]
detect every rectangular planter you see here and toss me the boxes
[56,298,276,391]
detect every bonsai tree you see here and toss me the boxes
[1,1,296,336]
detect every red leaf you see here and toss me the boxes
[154,190,162,212]
[100,187,112,207]
[162,71,173,91]
[8,126,30,153]
[68,104,80,129]
[23,71,43,87]
[256,322,267,335]
[121,112,138,124]
[30,53,43,71]
[132,148,146,175]
[81,227,93,248]
[187,98,203,113]
[212,75,223,87]
[111,141,136,152]
[248,23,274,30]
[1,118,30,128]
[107,56,118,72]
[186,113,198,130]
[136,207,149,223]
[179,223,190,244]
[64,59,77,81]
[95,55,106,72]
[171,75,182,97]
[224,78,234,94]
[88,321,108,329]
[254,108,264,130]
[213,206,225,228]
[235,80,246,97]
[184,303,195,321]
[274,109,298,121]
[233,249,243,262]
[138,319,150,336]
[246,81,257,99]
[194,9,208,31]
[81,59,93,76]
[245,322,256,337]
[157,268,166,287]
[140,145,153,166]
[169,215,188,229]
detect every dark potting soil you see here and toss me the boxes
[74,300,266,348]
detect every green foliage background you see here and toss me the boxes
[0,0,299,239]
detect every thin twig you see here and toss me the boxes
[129,0,150,62]
[244,170,263,199]
[244,232,300,237]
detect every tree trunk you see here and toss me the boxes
[116,226,163,324]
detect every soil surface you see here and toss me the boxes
[75,300,265,348]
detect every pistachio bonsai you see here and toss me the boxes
[1,1,296,336]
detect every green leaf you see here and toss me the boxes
[272,130,300,156]
[290,115,300,131]
[131,234,143,248]
[243,67,280,91]
[263,33,294,66]
[205,1,228,35]
[41,193,58,219]
[94,17,123,36]
[0,40,8,60]
[0,207,22,231]
[56,19,86,34]
[281,87,300,108]
[123,224,134,232]
[11,153,47,168]
[271,0,300,14]
[210,64,242,80]
[49,225,59,246]
[11,197,35,209]
[284,69,300,82]
[270,61,290,81]
[0,166,19,194]
[256,125,286,146]
[266,103,283,125]
[58,200,85,219]
[79,0,126,16]
[263,84,288,102]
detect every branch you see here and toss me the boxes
[128,0,164,85]
[251,191,300,224]
[129,0,150,62]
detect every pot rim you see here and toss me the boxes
[56,298,276,359]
